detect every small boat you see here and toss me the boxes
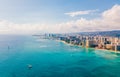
[28,64,32,69]
[8,46,10,49]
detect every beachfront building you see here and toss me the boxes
[59,35,120,52]
[86,39,98,48]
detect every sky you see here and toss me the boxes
[0,0,120,34]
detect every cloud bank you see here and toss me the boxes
[0,4,120,34]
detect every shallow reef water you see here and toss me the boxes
[0,35,120,77]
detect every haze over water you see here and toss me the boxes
[0,35,120,77]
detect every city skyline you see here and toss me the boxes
[0,0,120,34]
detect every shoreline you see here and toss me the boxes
[58,40,120,53]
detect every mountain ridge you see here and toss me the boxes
[77,30,120,37]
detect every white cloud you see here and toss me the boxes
[0,20,63,34]
[58,4,120,32]
[65,10,98,17]
[0,4,120,34]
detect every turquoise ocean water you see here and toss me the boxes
[0,35,120,77]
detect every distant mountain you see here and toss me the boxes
[78,30,120,37]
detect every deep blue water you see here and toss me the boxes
[0,35,120,77]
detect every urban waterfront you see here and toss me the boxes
[41,33,120,52]
[0,35,120,77]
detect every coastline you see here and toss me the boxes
[58,40,120,53]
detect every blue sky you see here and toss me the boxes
[0,0,120,34]
[0,0,119,23]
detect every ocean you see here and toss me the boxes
[0,35,120,77]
